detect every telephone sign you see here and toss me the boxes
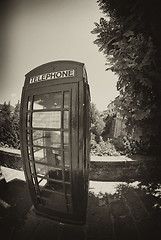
[29,69,75,83]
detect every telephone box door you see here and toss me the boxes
[20,82,87,224]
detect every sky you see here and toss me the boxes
[0,0,119,111]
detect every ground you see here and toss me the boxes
[0,167,161,240]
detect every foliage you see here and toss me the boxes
[90,104,120,156]
[91,136,120,156]
[121,136,141,155]
[12,101,20,148]
[101,114,115,140]
[92,0,161,155]
[0,101,20,149]
[90,102,105,143]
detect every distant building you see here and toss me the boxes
[106,99,116,117]
[103,96,126,138]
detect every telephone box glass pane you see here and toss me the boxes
[46,149,62,166]
[33,92,62,109]
[26,130,30,144]
[46,181,64,193]
[27,97,32,110]
[64,92,69,108]
[45,131,61,148]
[63,111,69,129]
[33,130,61,148]
[29,161,35,175]
[65,184,71,194]
[64,169,70,182]
[33,147,45,160]
[63,132,69,147]
[64,151,70,167]
[39,194,67,213]
[27,113,31,127]
[40,190,65,203]
[33,147,61,166]
[32,111,61,128]
[34,163,63,181]
[30,161,63,183]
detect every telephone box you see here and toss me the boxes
[20,60,90,224]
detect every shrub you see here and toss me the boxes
[91,136,120,156]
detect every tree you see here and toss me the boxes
[90,102,105,143]
[0,101,20,149]
[92,0,161,155]
[101,114,116,140]
[12,100,20,148]
[0,102,14,147]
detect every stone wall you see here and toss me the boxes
[90,160,142,182]
[0,147,157,182]
[0,147,22,170]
